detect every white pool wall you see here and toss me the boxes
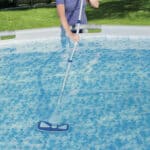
[0,25,150,46]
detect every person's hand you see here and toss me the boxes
[88,0,99,8]
[68,32,80,42]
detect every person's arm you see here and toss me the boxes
[56,4,79,42]
[87,0,99,8]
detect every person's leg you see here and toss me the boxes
[60,26,72,49]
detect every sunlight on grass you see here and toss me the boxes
[0,8,60,31]
[0,0,150,31]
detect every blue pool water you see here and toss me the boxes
[0,36,150,149]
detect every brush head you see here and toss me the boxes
[38,121,69,131]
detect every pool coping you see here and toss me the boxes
[0,25,150,45]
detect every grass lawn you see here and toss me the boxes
[0,0,150,31]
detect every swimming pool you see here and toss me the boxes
[0,29,150,149]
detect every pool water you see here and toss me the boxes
[0,37,150,149]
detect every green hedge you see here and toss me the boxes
[0,0,52,9]
[0,0,15,8]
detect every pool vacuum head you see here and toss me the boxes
[38,121,69,131]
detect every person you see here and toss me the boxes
[56,0,99,47]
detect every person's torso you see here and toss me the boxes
[64,0,86,12]
[64,0,87,25]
